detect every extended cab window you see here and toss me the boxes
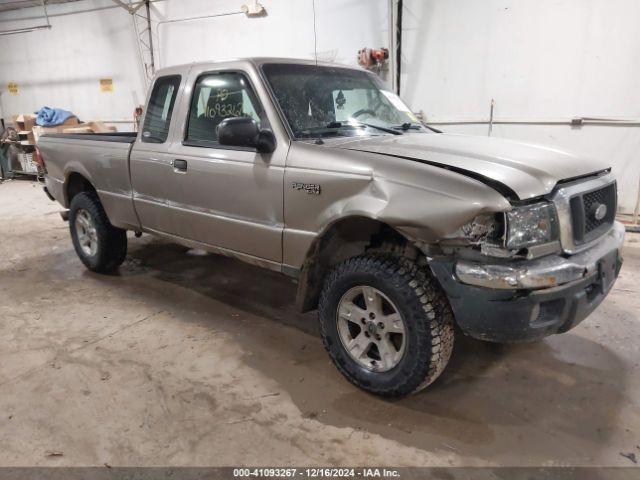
[185,72,264,146]
[141,75,181,143]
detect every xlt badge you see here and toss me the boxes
[291,182,321,195]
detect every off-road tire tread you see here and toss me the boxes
[318,254,454,397]
[69,191,127,273]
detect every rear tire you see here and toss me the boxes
[69,191,127,273]
[318,254,454,397]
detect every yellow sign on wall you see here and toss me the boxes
[8,82,18,95]
[100,78,113,92]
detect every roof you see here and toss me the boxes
[155,57,364,77]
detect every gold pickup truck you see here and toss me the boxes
[38,58,624,396]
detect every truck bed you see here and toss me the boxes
[38,131,140,231]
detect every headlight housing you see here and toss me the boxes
[447,202,560,257]
[505,202,559,250]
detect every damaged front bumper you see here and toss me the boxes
[455,222,625,290]
[430,222,624,342]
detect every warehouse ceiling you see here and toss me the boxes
[0,0,84,13]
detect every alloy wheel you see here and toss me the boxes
[336,285,407,372]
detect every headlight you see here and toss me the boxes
[505,202,559,250]
[446,202,559,257]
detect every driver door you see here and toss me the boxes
[167,67,287,263]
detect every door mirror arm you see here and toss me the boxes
[256,129,276,154]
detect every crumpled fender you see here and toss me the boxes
[283,141,511,267]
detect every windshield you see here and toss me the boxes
[262,63,427,139]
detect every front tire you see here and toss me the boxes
[319,255,454,397]
[69,191,127,273]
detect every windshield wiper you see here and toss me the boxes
[393,122,422,131]
[327,121,402,136]
[392,122,442,133]
[422,123,442,133]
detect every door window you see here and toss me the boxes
[185,72,265,146]
[141,75,181,143]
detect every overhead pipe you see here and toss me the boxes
[0,24,50,35]
[424,117,640,127]
[0,0,50,36]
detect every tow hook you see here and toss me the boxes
[60,210,69,222]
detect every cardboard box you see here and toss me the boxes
[33,120,115,143]
[32,125,62,143]
[32,117,80,142]
[62,125,92,133]
[18,130,35,145]
[84,121,117,133]
[60,116,79,126]
[13,114,37,132]
[62,121,116,134]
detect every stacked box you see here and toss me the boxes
[13,114,36,132]
[13,114,38,146]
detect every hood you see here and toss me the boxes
[330,133,608,201]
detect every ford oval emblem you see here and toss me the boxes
[594,203,607,221]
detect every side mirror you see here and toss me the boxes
[217,117,276,154]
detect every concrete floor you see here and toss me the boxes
[0,178,639,467]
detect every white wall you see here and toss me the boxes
[0,0,146,126]
[1,0,637,211]
[401,0,640,212]
[154,0,389,69]
[0,0,389,125]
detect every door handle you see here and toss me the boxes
[172,159,188,171]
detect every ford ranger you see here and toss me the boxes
[37,58,624,397]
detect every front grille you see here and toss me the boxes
[569,182,616,245]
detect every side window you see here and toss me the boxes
[141,75,181,143]
[185,72,265,145]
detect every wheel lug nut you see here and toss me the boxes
[375,334,381,340]
[378,322,384,329]
[364,332,370,337]
[361,318,366,324]
[369,312,376,320]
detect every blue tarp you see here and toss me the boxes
[35,107,77,127]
